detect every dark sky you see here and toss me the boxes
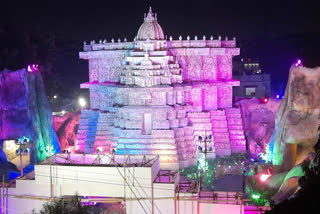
[2,0,318,40]
[1,0,319,96]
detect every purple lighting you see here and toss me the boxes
[294,59,302,67]
[27,64,39,72]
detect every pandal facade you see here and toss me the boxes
[75,7,246,169]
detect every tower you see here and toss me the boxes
[76,8,245,170]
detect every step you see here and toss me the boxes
[189,118,211,123]
[212,128,229,133]
[227,118,243,126]
[213,138,230,143]
[230,139,246,146]
[227,125,243,130]
[188,112,210,118]
[116,149,178,155]
[117,143,177,150]
[225,108,241,114]
[229,135,245,140]
[210,115,227,120]
[226,114,241,119]
[212,121,228,128]
[228,129,245,135]
[213,132,229,139]
[210,110,225,116]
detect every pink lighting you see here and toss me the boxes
[259,173,271,182]
[261,98,268,103]
[27,64,39,72]
[276,95,280,99]
[294,59,302,67]
[74,8,246,163]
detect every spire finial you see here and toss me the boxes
[149,6,152,14]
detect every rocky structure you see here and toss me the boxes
[75,7,246,169]
[251,66,320,205]
[270,66,320,172]
[53,111,80,152]
[0,68,60,164]
[235,98,281,156]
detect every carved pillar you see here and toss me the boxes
[217,55,232,80]
[89,58,99,82]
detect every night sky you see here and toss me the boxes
[1,0,319,97]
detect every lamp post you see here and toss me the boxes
[197,134,214,192]
[15,137,30,177]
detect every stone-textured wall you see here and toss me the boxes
[78,37,243,168]
[235,98,281,156]
[53,111,80,152]
[0,68,60,163]
[80,51,127,83]
[271,66,320,171]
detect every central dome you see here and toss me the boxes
[136,7,165,41]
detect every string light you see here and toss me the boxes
[46,144,54,157]
[259,144,273,163]
[251,193,261,200]
[198,155,208,171]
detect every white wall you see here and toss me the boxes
[200,203,243,214]
[4,163,176,214]
[177,192,198,214]
[4,161,246,214]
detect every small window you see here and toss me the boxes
[245,87,256,96]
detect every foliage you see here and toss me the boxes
[32,195,103,214]
[198,155,208,171]
[259,143,273,163]
[245,176,270,206]
[180,153,247,191]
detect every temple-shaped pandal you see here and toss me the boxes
[75,7,245,169]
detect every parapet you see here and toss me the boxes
[83,36,236,51]
[83,39,135,51]
[167,35,236,48]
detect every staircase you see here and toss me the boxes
[83,110,99,154]
[210,110,232,156]
[75,109,91,152]
[94,112,115,154]
[187,112,215,159]
[225,108,246,153]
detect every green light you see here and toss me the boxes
[259,144,273,163]
[198,155,208,171]
[46,144,54,157]
[251,193,261,200]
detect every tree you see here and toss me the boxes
[32,195,102,214]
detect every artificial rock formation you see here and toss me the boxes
[53,111,80,152]
[271,66,320,171]
[236,98,281,156]
[260,66,320,204]
[75,7,246,169]
[0,68,60,164]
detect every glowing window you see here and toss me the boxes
[245,87,256,96]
